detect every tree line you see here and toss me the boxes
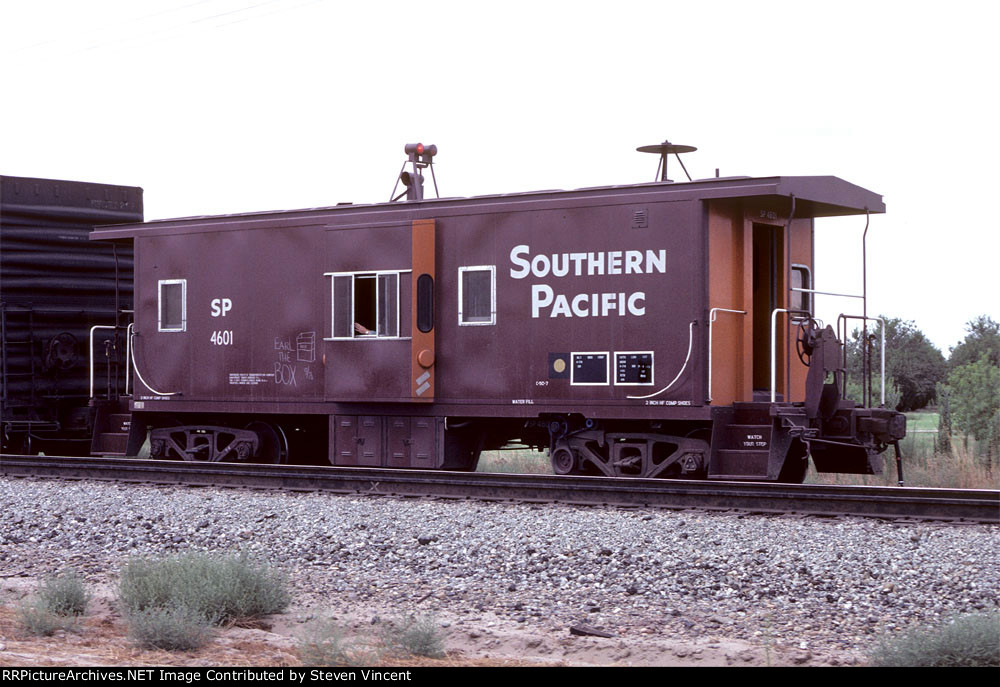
[845,315,1000,460]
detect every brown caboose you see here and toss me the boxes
[90,147,905,482]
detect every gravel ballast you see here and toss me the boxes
[1,476,997,660]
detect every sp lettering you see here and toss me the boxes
[211,298,233,317]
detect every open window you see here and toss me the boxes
[158,279,186,332]
[458,265,495,326]
[326,271,402,339]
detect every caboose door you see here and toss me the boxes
[751,222,785,398]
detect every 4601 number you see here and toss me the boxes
[210,330,233,346]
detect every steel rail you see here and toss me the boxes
[1,454,997,523]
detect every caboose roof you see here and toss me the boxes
[90,175,884,239]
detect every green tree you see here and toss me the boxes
[846,317,946,411]
[944,354,1000,464]
[948,316,1000,370]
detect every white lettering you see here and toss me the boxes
[510,245,667,278]
[513,244,662,319]
[608,251,622,274]
[531,254,551,278]
[646,249,666,273]
[625,250,643,274]
[601,292,616,316]
[550,294,571,317]
[510,245,531,279]
[587,252,604,276]
[210,298,232,317]
[551,253,569,277]
[531,284,554,318]
[628,292,646,315]
[530,289,647,319]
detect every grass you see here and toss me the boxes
[297,614,446,665]
[477,448,552,474]
[808,411,998,489]
[868,612,1000,667]
[298,617,383,666]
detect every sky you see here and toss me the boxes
[2,0,997,354]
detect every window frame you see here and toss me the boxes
[324,269,409,341]
[790,263,813,323]
[458,265,496,326]
[157,279,187,332]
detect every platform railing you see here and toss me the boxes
[89,325,131,400]
[837,314,886,407]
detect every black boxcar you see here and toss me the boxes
[92,168,904,480]
[1,175,143,454]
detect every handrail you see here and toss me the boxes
[707,307,746,402]
[790,287,864,299]
[125,329,131,396]
[128,323,180,397]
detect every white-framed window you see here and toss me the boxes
[614,351,654,386]
[324,270,406,340]
[458,265,496,326]
[158,279,187,332]
[571,352,609,386]
[791,263,813,322]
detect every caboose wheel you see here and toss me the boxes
[245,421,289,464]
[550,446,577,475]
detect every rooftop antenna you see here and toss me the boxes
[636,139,696,182]
[390,143,439,201]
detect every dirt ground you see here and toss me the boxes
[0,577,862,667]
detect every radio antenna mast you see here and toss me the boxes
[637,139,696,182]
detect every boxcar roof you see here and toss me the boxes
[90,175,883,239]
[2,174,144,224]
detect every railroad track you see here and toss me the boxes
[1,454,997,523]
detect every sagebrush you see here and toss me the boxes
[17,569,89,636]
[868,612,1000,667]
[17,600,77,636]
[127,605,215,651]
[118,552,290,625]
[37,570,89,616]
[381,615,446,658]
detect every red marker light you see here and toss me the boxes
[416,143,424,154]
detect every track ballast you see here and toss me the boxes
[0,454,996,523]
